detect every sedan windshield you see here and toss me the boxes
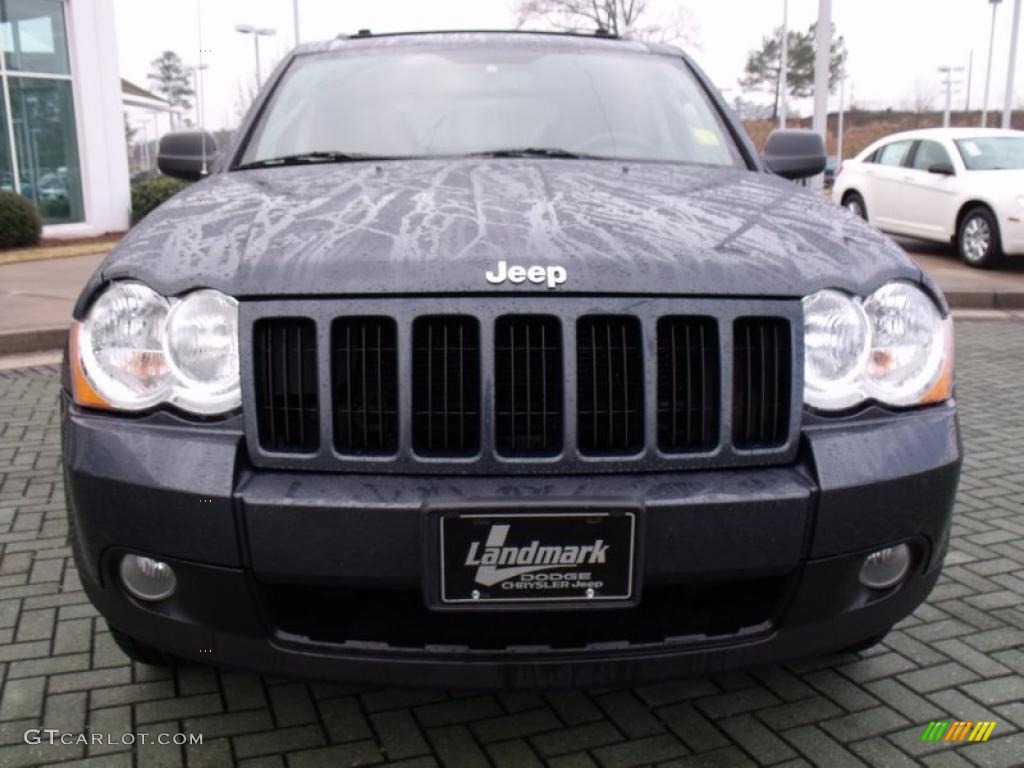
[239,45,742,168]
[954,137,1024,170]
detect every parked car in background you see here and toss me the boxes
[832,128,1024,268]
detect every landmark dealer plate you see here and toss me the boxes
[439,512,637,604]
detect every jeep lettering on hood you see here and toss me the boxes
[485,260,567,289]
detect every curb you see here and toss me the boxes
[0,291,1020,358]
[944,291,1024,310]
[0,327,68,357]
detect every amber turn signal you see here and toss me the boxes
[69,321,113,410]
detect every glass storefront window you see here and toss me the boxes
[0,0,70,75]
[0,0,83,224]
[0,92,13,192]
[8,75,83,223]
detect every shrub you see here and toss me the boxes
[0,190,42,249]
[131,175,190,224]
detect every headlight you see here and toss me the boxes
[862,283,948,406]
[802,282,953,411]
[72,282,240,415]
[164,290,240,414]
[802,290,869,410]
[76,282,171,410]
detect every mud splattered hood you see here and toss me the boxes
[96,159,920,304]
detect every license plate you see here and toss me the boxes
[439,512,636,604]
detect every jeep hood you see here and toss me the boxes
[97,159,919,304]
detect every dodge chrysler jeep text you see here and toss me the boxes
[61,30,961,688]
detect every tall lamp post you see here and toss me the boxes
[836,68,846,163]
[811,0,832,190]
[1004,0,1022,128]
[235,24,276,87]
[938,66,965,127]
[780,0,788,128]
[190,63,210,173]
[982,0,1002,127]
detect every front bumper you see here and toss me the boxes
[63,397,961,688]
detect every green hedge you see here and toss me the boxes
[131,175,190,224]
[0,190,42,249]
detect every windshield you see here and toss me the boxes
[239,45,743,168]
[954,137,1024,170]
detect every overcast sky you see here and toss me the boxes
[113,0,1023,131]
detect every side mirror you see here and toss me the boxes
[928,162,955,176]
[157,131,218,181]
[762,129,827,180]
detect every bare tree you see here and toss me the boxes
[908,77,938,114]
[515,0,697,45]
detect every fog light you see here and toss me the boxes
[120,554,177,601]
[859,544,911,590]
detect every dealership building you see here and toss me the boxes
[1,0,130,235]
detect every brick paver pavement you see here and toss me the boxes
[0,319,1021,768]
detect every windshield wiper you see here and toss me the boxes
[467,147,598,159]
[235,151,389,170]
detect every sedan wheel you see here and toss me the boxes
[958,208,1003,268]
[843,193,866,220]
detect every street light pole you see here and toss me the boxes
[780,0,788,128]
[836,69,846,163]
[1004,0,1022,128]
[965,49,973,111]
[196,0,208,175]
[294,0,301,46]
[938,66,964,127]
[982,0,1002,127]
[811,0,832,190]
[190,64,210,172]
[235,24,277,87]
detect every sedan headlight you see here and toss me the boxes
[71,282,240,415]
[802,282,953,411]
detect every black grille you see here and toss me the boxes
[733,318,792,449]
[246,304,799,471]
[576,316,644,455]
[657,317,719,452]
[412,316,480,455]
[253,318,319,453]
[332,317,398,454]
[494,315,563,456]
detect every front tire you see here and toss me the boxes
[958,206,1003,268]
[842,191,867,220]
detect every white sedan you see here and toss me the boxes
[832,128,1024,268]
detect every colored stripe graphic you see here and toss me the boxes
[968,722,997,742]
[922,720,997,742]
[945,721,972,741]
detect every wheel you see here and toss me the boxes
[842,191,867,220]
[958,206,1004,268]
[109,626,177,667]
